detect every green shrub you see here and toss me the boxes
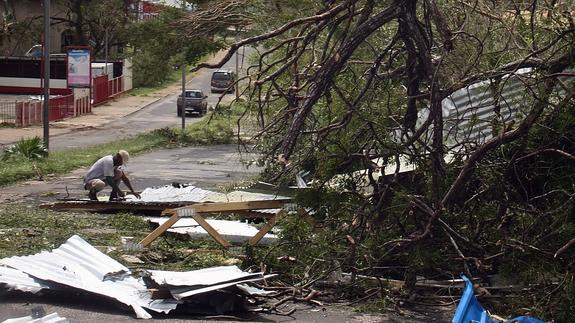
[2,136,48,161]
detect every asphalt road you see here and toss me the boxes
[48,47,252,151]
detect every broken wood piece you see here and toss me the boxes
[41,200,194,212]
[191,212,232,248]
[249,210,287,246]
[139,213,182,247]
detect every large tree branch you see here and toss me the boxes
[279,3,401,161]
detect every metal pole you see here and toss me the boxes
[180,0,186,130]
[43,0,50,151]
[104,27,108,75]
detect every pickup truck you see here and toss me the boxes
[177,90,208,117]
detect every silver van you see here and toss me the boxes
[210,69,236,93]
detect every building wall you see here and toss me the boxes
[1,0,68,56]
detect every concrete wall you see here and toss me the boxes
[1,0,68,56]
[123,58,133,91]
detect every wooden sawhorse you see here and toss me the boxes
[139,199,293,248]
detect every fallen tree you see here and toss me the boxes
[186,1,575,320]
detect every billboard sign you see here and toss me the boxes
[67,47,91,88]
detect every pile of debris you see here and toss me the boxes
[0,235,274,319]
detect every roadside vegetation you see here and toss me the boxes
[124,6,223,88]
[0,205,235,271]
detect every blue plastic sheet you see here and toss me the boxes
[452,274,547,323]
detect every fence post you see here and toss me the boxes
[15,102,22,127]
[34,103,42,125]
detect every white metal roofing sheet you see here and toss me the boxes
[167,274,276,300]
[146,265,263,287]
[438,68,574,148]
[378,68,575,176]
[0,235,179,319]
[0,265,52,293]
[2,312,68,323]
[130,185,212,203]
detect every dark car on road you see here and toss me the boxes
[177,90,208,117]
[210,69,236,93]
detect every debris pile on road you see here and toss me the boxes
[0,235,273,319]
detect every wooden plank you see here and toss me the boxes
[191,212,232,248]
[230,210,275,220]
[161,208,177,216]
[249,209,287,246]
[40,201,194,212]
[139,213,182,247]
[177,199,291,213]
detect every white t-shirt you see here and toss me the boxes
[84,155,114,184]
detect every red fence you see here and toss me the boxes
[15,101,42,127]
[4,74,123,127]
[92,75,109,105]
[109,76,123,97]
[93,75,124,106]
[14,94,91,127]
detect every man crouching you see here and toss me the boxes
[83,150,141,201]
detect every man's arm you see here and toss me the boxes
[121,173,141,199]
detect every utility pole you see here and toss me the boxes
[180,0,186,130]
[104,27,108,76]
[43,0,50,151]
[235,27,239,100]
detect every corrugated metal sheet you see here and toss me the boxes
[145,266,273,300]
[131,184,212,203]
[1,236,277,319]
[429,68,574,148]
[2,312,68,323]
[147,266,263,287]
[126,184,289,214]
[376,68,575,176]
[0,235,179,319]
[169,274,276,300]
[236,283,275,296]
[146,217,278,245]
[0,265,52,293]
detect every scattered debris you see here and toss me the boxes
[0,235,273,319]
[121,254,145,264]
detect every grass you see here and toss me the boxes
[0,204,239,270]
